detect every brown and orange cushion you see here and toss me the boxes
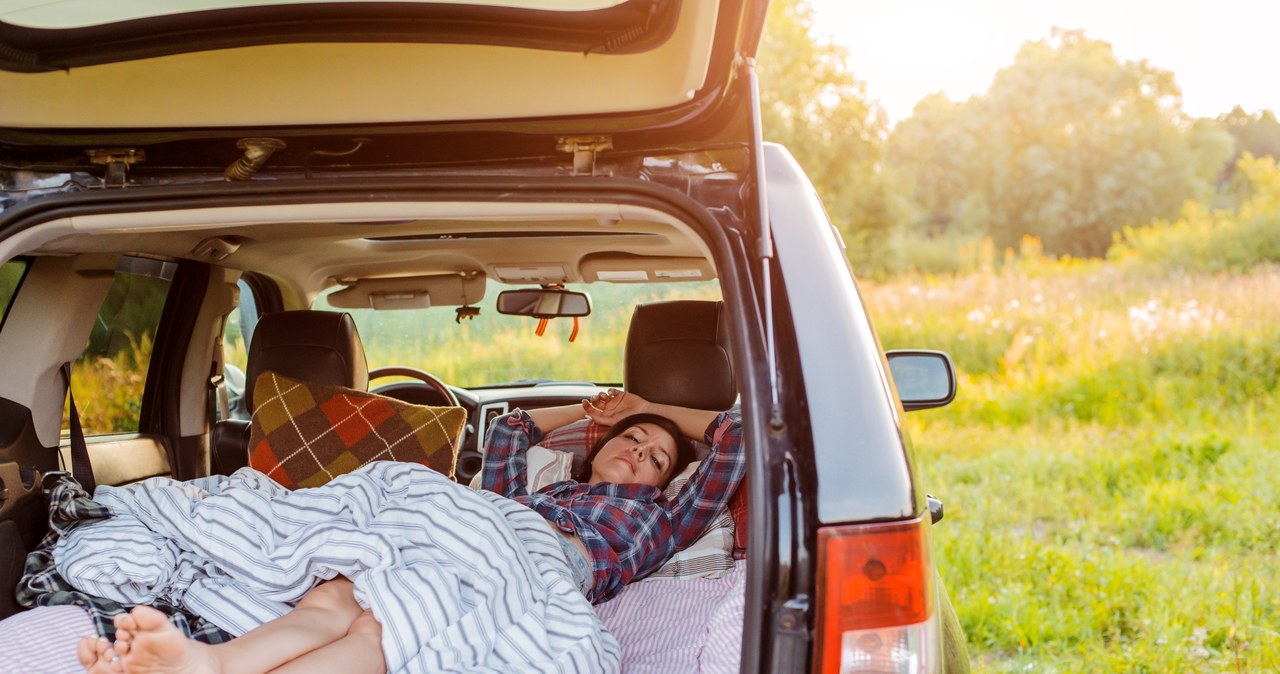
[247,371,466,489]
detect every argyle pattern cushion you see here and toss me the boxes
[248,371,466,489]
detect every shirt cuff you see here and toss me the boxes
[507,408,546,445]
[705,409,740,446]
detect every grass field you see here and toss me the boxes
[861,257,1280,672]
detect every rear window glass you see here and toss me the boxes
[65,256,175,436]
[0,259,28,324]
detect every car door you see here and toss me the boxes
[0,254,241,619]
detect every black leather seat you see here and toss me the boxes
[624,300,736,410]
[210,310,368,475]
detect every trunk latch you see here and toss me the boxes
[556,136,612,176]
[86,148,145,188]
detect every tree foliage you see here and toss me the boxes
[1212,107,1280,203]
[1215,106,1280,161]
[756,0,894,269]
[885,29,1234,257]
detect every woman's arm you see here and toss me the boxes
[665,409,744,550]
[479,400,609,494]
[525,404,594,435]
[478,410,542,496]
[582,389,719,440]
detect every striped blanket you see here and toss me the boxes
[51,461,620,674]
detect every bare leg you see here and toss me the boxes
[269,609,386,674]
[111,578,366,674]
[76,635,123,674]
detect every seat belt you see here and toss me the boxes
[60,362,96,494]
[210,368,229,422]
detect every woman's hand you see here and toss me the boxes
[582,388,651,426]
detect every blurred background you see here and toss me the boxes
[758,1,1279,671]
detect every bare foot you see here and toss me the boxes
[111,605,224,674]
[76,636,122,673]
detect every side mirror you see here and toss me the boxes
[496,289,592,318]
[886,350,956,411]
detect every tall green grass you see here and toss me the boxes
[862,260,1280,672]
[66,333,153,434]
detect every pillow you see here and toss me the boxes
[538,418,608,472]
[248,371,467,489]
[647,460,736,579]
[467,444,571,492]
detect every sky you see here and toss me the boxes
[807,0,1280,126]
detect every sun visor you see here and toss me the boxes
[581,256,714,283]
[326,273,485,310]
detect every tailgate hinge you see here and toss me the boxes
[556,135,612,176]
[86,148,145,188]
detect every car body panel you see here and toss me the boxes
[763,143,919,523]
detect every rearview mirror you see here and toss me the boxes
[496,289,592,318]
[886,350,956,411]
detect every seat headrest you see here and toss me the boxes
[624,300,736,411]
[245,310,369,410]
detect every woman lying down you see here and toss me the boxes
[31,389,743,674]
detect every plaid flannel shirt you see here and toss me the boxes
[15,474,233,644]
[480,408,745,604]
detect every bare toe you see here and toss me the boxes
[114,611,138,635]
[77,637,121,674]
[75,636,98,667]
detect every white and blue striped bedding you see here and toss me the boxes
[52,461,620,674]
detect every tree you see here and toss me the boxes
[884,93,986,238]
[1216,106,1280,161]
[1213,106,1280,202]
[887,28,1234,257]
[757,0,896,270]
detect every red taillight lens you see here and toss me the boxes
[815,517,937,673]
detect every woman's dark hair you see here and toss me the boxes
[572,413,697,489]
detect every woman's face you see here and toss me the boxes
[588,422,679,488]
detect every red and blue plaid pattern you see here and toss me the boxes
[480,409,744,604]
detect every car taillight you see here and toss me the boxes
[815,517,940,673]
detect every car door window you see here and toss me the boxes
[220,277,259,421]
[63,256,175,436]
[0,259,28,324]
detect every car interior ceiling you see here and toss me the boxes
[2,203,715,299]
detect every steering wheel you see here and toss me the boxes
[367,366,460,407]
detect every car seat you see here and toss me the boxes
[624,300,736,410]
[210,310,369,475]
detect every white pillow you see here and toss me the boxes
[649,461,737,579]
[468,444,572,491]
